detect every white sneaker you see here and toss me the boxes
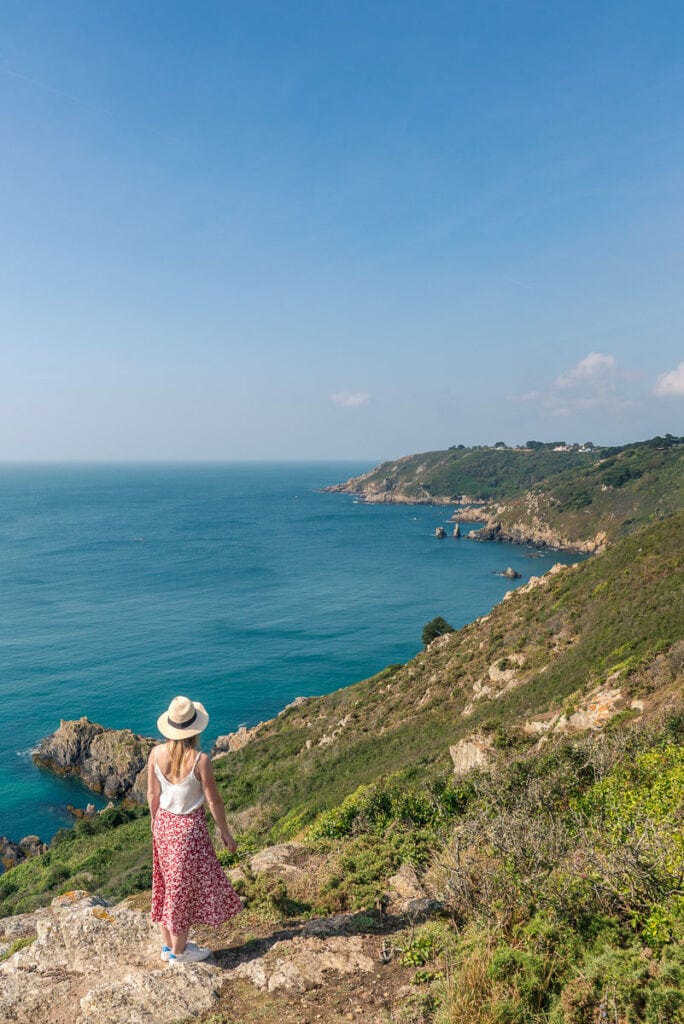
[168,942,211,965]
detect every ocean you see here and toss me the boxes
[0,463,580,844]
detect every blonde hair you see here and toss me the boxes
[167,734,200,778]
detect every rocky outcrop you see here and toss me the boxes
[470,520,607,554]
[213,697,309,758]
[0,890,221,1024]
[387,864,427,910]
[249,843,312,881]
[232,928,376,993]
[33,718,154,802]
[449,736,495,778]
[0,835,48,869]
[213,722,265,756]
[524,684,634,737]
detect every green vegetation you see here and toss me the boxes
[0,805,151,917]
[421,616,455,647]
[2,449,683,1022]
[494,440,684,548]
[331,435,684,550]
[333,445,600,502]
[2,509,681,935]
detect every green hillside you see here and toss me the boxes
[487,439,684,550]
[3,490,683,1023]
[2,511,682,923]
[326,445,599,503]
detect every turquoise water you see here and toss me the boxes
[0,463,580,843]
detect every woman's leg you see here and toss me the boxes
[169,929,189,955]
[159,924,172,948]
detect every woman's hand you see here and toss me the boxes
[221,831,237,854]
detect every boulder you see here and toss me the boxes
[249,843,311,880]
[387,864,426,907]
[33,718,155,802]
[212,722,265,756]
[0,889,221,1024]
[449,736,495,778]
[0,835,48,869]
[232,933,375,993]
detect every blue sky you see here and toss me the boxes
[1,0,682,459]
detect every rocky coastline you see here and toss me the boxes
[2,699,311,867]
[469,520,608,555]
[32,717,154,803]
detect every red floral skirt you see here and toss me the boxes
[151,806,243,934]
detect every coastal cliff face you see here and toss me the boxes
[328,441,684,552]
[471,519,609,554]
[32,718,154,803]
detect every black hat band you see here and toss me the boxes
[167,710,198,730]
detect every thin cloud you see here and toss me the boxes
[556,352,617,388]
[653,361,684,397]
[1,66,181,143]
[512,352,637,416]
[330,391,371,409]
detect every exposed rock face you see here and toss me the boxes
[524,685,631,737]
[213,697,309,758]
[449,736,495,778]
[471,520,607,554]
[232,931,376,993]
[0,890,221,1024]
[249,843,312,881]
[0,835,48,869]
[33,718,154,802]
[387,864,426,910]
[212,721,265,756]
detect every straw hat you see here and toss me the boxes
[157,696,209,740]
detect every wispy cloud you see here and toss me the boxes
[513,352,636,417]
[653,361,684,397]
[555,352,617,388]
[330,391,371,409]
[1,66,181,143]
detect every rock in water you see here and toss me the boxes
[33,717,155,801]
[0,835,48,869]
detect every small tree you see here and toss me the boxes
[422,616,455,647]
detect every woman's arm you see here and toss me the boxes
[147,748,161,827]
[198,754,237,853]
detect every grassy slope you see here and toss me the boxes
[2,509,682,918]
[332,438,684,550]
[329,447,597,502]
[491,442,684,548]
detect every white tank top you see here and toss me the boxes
[154,749,205,815]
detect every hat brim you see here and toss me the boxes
[157,701,209,740]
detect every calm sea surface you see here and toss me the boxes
[0,463,580,843]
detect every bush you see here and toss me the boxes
[422,616,454,647]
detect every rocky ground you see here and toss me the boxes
[0,887,432,1024]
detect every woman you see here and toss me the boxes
[148,695,243,965]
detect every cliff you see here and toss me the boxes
[331,438,684,552]
[2,506,683,1023]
